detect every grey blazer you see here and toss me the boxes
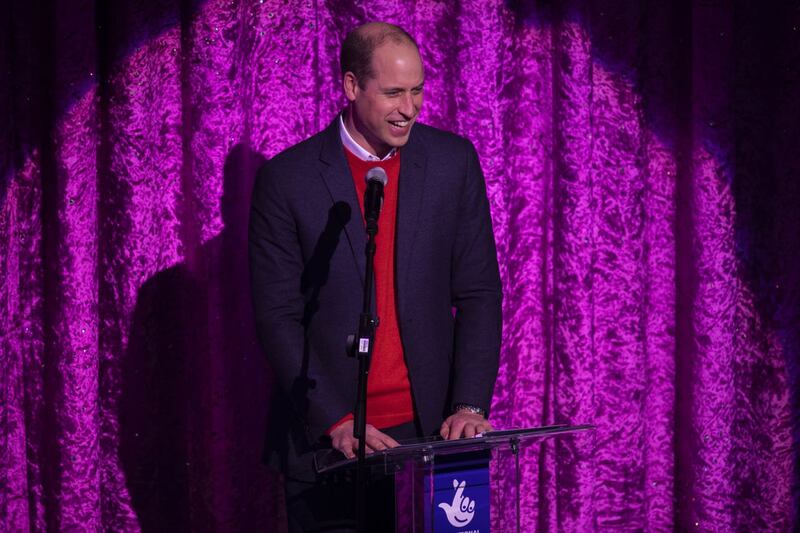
[249,117,502,452]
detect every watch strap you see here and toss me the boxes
[452,403,487,418]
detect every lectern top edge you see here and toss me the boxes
[315,423,595,474]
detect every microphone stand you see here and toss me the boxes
[351,212,379,533]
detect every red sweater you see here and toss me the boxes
[328,147,415,432]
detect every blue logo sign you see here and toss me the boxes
[438,479,476,527]
[433,466,490,532]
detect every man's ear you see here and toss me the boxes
[343,71,358,102]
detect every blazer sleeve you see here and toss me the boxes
[249,162,350,441]
[449,141,503,416]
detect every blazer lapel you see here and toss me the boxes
[395,127,428,315]
[318,118,366,287]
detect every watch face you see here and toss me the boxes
[454,404,485,416]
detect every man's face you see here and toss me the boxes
[343,40,424,158]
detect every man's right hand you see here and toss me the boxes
[328,420,400,459]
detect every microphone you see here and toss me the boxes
[363,167,388,232]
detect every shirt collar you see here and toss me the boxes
[339,114,397,162]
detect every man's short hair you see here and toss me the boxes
[340,22,419,88]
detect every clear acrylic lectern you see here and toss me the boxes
[315,424,593,532]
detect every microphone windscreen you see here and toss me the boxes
[365,167,388,186]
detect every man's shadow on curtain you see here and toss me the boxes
[119,144,286,531]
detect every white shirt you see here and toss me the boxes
[339,114,397,162]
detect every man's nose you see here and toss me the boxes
[398,92,415,117]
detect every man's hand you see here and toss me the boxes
[440,410,492,440]
[329,420,400,459]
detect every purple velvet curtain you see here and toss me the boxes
[2,0,799,531]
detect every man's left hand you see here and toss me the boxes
[440,411,492,440]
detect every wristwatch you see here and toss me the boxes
[452,403,486,418]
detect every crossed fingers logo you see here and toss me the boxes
[438,479,476,527]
